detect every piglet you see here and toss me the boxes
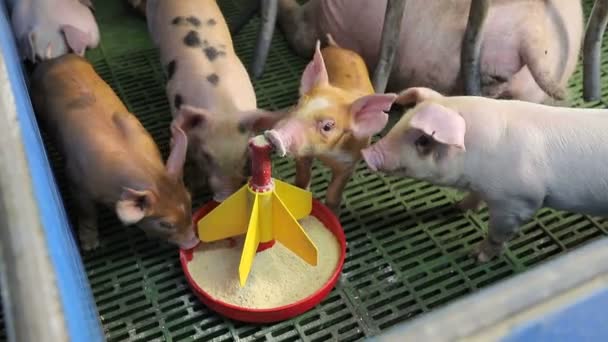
[146,0,283,202]
[361,87,608,262]
[265,37,396,214]
[7,0,100,62]
[30,54,197,251]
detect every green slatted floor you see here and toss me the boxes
[31,0,608,341]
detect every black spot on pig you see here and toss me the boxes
[172,16,184,25]
[186,16,201,27]
[166,60,176,80]
[206,73,219,86]
[184,31,201,47]
[174,94,183,109]
[203,46,226,61]
[207,18,217,26]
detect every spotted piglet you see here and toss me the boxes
[146,0,283,202]
[265,37,397,214]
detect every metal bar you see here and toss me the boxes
[250,0,278,79]
[461,0,490,96]
[0,50,69,342]
[583,0,608,101]
[371,238,608,341]
[372,0,406,93]
[0,2,104,341]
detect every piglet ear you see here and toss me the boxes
[350,93,397,138]
[166,124,188,179]
[173,105,211,133]
[299,40,329,95]
[115,188,156,225]
[237,108,289,133]
[61,25,90,56]
[410,103,466,150]
[396,87,444,106]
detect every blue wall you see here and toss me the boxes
[0,2,103,341]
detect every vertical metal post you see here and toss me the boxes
[372,0,406,93]
[461,0,490,96]
[250,0,278,79]
[583,0,608,101]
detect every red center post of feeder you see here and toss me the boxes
[183,135,343,323]
[248,137,273,192]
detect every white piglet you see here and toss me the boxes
[146,0,282,201]
[8,0,100,62]
[362,87,608,262]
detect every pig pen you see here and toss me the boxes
[2,0,608,341]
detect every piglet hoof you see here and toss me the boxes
[456,195,483,212]
[469,238,504,263]
[326,202,342,217]
[80,237,100,252]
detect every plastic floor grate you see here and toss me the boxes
[4,0,606,341]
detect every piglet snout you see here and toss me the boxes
[178,233,200,250]
[265,120,304,157]
[265,129,290,157]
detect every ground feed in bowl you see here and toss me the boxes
[186,216,340,309]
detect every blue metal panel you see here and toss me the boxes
[0,2,103,341]
[502,287,608,342]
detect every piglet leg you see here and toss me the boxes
[456,192,484,212]
[471,199,541,262]
[73,188,100,251]
[251,0,278,79]
[325,167,354,216]
[461,0,490,96]
[229,0,261,36]
[521,31,567,101]
[295,156,314,190]
[583,0,608,101]
[372,0,406,93]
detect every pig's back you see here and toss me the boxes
[147,0,257,113]
[321,46,374,95]
[458,98,608,216]
[31,54,159,159]
[31,55,126,132]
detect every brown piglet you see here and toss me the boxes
[265,36,397,214]
[30,54,197,251]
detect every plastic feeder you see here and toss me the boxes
[180,135,346,323]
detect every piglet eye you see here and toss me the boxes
[415,135,431,147]
[320,120,335,132]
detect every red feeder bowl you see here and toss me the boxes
[179,198,346,324]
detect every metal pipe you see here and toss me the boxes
[461,0,490,96]
[250,0,278,79]
[583,0,608,101]
[372,0,406,93]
